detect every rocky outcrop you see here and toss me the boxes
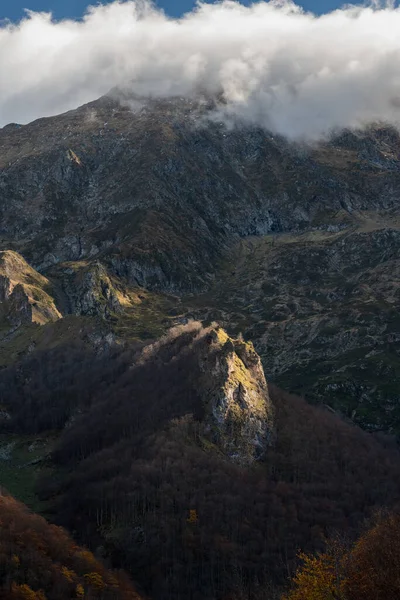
[142,323,274,464]
[0,251,61,327]
[6,283,32,327]
[50,260,125,318]
[167,325,273,464]
[199,327,274,464]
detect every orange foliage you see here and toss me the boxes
[187,509,198,524]
[283,551,346,600]
[284,511,400,600]
[84,572,105,589]
[11,555,20,568]
[345,512,400,600]
[0,493,143,600]
[61,566,76,583]
[10,583,46,600]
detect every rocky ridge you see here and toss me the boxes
[0,249,273,463]
[198,326,274,463]
[136,321,274,464]
[0,94,400,290]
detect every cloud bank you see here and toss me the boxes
[1,0,400,138]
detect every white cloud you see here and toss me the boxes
[1,0,400,138]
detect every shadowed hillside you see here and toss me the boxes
[0,323,399,599]
[0,492,142,600]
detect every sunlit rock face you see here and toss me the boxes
[197,327,274,465]
[0,251,61,327]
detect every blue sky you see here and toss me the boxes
[0,1,370,22]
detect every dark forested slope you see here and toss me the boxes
[0,323,399,600]
[0,492,142,600]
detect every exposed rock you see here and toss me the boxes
[0,275,12,302]
[0,251,61,328]
[186,224,400,433]
[6,284,32,327]
[141,322,274,463]
[198,327,274,464]
[1,95,400,293]
[49,260,124,318]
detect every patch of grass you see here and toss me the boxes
[112,289,179,341]
[0,433,57,512]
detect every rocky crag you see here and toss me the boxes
[0,250,61,328]
[197,325,274,463]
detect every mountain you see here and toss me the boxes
[1,92,400,431]
[1,94,400,290]
[1,92,400,599]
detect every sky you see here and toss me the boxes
[1,0,400,138]
[0,0,377,22]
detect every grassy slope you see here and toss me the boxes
[183,214,400,433]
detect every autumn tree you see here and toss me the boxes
[284,511,400,600]
[345,511,400,600]
[0,493,142,600]
[282,544,348,600]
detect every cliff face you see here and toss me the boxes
[0,251,61,327]
[47,260,126,318]
[198,327,274,464]
[139,322,274,464]
[1,94,400,293]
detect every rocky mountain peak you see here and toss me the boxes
[193,325,274,464]
[139,322,274,464]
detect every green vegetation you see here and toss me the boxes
[0,433,55,511]
[112,289,178,341]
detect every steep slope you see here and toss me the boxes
[0,94,400,292]
[0,492,142,600]
[0,322,274,465]
[1,93,400,434]
[0,249,181,369]
[0,250,61,327]
[186,221,400,433]
[1,323,400,600]
[198,327,274,463]
[46,258,179,340]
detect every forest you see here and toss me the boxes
[1,323,400,599]
[0,491,142,599]
[285,510,400,600]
